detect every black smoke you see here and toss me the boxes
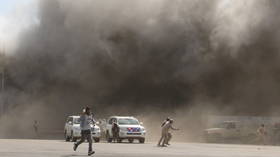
[2,0,280,132]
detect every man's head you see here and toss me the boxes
[261,124,265,127]
[169,119,174,124]
[166,117,170,121]
[84,106,91,115]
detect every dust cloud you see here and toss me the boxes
[1,0,280,140]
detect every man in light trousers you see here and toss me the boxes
[158,119,179,147]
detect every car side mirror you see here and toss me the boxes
[96,121,100,125]
[140,122,143,125]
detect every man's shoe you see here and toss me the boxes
[73,143,78,151]
[88,151,95,156]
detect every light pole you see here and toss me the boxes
[0,43,5,115]
[1,67,4,92]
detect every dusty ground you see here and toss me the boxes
[0,139,280,157]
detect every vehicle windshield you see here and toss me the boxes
[73,118,81,124]
[218,122,237,129]
[118,118,139,125]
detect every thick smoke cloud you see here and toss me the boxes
[1,0,280,137]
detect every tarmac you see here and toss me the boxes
[0,139,280,157]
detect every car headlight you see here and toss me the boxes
[141,128,146,132]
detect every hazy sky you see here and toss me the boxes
[0,0,37,53]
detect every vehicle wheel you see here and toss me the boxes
[213,133,223,143]
[71,131,77,142]
[207,133,222,143]
[94,138,100,143]
[106,131,112,143]
[139,138,145,143]
[65,131,70,142]
[128,139,134,143]
[117,138,122,143]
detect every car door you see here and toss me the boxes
[225,122,239,138]
[65,117,70,135]
[67,117,73,135]
[107,118,117,137]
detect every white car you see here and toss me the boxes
[105,116,146,143]
[64,116,101,142]
[204,121,256,143]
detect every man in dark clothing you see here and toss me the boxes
[73,107,96,156]
[112,122,120,142]
[33,120,39,138]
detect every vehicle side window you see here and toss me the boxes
[226,123,236,129]
[109,118,113,124]
[113,118,117,123]
[67,117,72,123]
[68,117,73,124]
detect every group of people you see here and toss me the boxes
[157,117,179,147]
[72,106,180,156]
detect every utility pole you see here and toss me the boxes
[1,61,4,94]
[0,43,4,90]
[0,42,5,116]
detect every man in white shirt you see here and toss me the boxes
[73,107,96,156]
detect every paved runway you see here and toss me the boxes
[0,139,280,157]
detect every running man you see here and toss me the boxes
[73,107,96,156]
[257,124,267,145]
[158,119,179,147]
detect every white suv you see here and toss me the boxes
[105,116,146,143]
[64,116,101,142]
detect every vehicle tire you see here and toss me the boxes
[128,139,134,143]
[106,131,112,143]
[71,131,77,142]
[65,131,70,142]
[207,133,222,143]
[214,133,223,143]
[245,133,257,144]
[94,138,100,143]
[117,138,122,143]
[139,138,145,143]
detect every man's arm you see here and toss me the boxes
[161,121,167,127]
[171,125,179,130]
[91,115,96,124]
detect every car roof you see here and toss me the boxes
[109,116,136,119]
[69,115,80,118]
[223,121,239,123]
